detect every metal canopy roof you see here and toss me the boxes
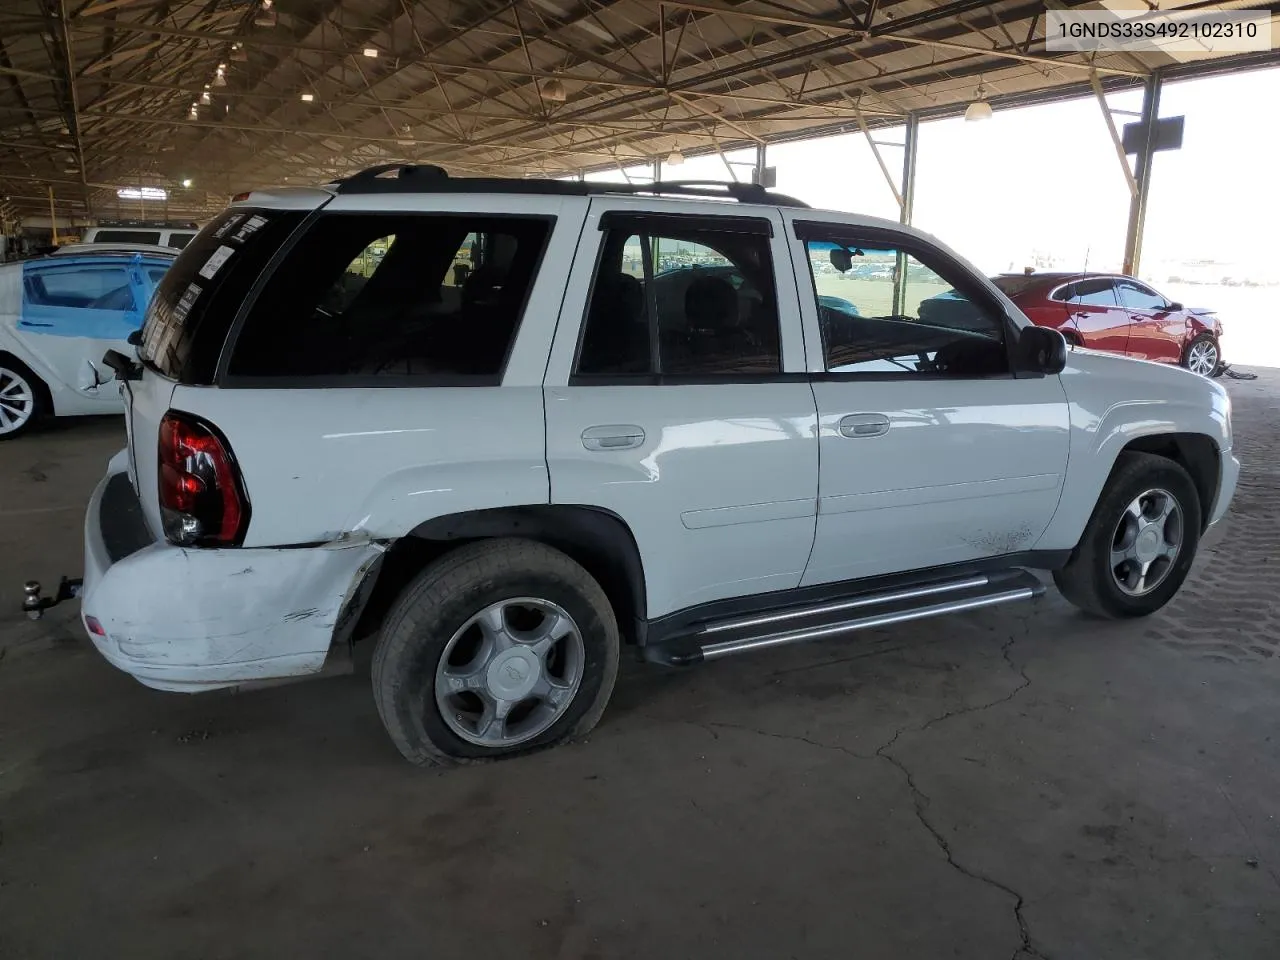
[2,1,1278,221]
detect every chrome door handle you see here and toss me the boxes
[838,413,890,439]
[581,425,645,451]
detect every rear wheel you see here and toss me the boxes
[0,360,45,440]
[1183,334,1219,377]
[372,538,620,766]
[1054,452,1201,618]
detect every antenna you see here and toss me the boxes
[1081,246,1090,277]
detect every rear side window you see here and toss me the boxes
[1060,279,1119,307]
[227,213,552,381]
[575,218,781,379]
[168,233,195,250]
[94,229,161,244]
[24,264,133,310]
[140,208,304,382]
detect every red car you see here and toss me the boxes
[991,272,1223,377]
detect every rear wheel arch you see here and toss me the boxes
[349,505,647,646]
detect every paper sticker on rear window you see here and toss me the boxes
[230,215,268,244]
[174,281,202,323]
[198,245,235,280]
[213,214,245,240]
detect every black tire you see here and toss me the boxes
[371,538,620,766]
[1054,452,1202,619]
[1181,333,1220,378]
[0,356,48,441]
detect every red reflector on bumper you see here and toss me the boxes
[84,615,106,637]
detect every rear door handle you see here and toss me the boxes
[838,413,890,439]
[581,425,645,451]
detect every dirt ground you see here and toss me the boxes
[2,370,1278,960]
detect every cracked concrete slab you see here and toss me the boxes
[2,372,1280,959]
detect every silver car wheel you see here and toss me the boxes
[434,597,585,748]
[1186,339,1218,377]
[0,366,35,435]
[1110,488,1184,597]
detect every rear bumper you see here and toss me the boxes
[82,457,383,693]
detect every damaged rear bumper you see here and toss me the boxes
[82,454,383,693]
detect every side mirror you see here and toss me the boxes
[829,247,852,273]
[1166,301,1183,311]
[126,328,143,346]
[1017,325,1067,375]
[102,348,142,382]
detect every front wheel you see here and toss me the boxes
[1183,334,1219,377]
[372,538,620,766]
[1054,452,1202,619]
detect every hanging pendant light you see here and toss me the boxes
[965,80,993,122]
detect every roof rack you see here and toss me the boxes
[331,164,809,208]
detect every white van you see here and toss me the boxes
[82,225,199,250]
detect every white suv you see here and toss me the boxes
[66,165,1238,765]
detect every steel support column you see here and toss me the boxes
[1123,71,1163,277]
[900,113,919,226]
[754,142,767,185]
[892,113,919,315]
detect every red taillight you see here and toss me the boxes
[84,615,105,637]
[158,411,249,546]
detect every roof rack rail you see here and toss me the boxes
[330,164,808,207]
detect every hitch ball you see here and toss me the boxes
[23,580,44,620]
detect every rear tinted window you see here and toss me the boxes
[989,275,1044,298]
[226,213,552,382]
[140,208,304,382]
[168,233,195,250]
[95,229,161,244]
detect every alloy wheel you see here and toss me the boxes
[0,367,35,435]
[434,597,585,748]
[1110,488,1184,597]
[1187,339,1218,377]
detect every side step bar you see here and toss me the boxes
[643,569,1044,666]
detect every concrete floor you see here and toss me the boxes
[2,372,1278,960]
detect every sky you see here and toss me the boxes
[584,65,1280,283]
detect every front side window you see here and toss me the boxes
[576,219,781,379]
[24,265,134,311]
[1116,280,1168,311]
[802,235,1008,377]
[228,213,551,380]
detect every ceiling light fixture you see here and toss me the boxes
[117,186,167,201]
[181,178,193,188]
[665,150,685,166]
[254,0,276,28]
[200,90,211,105]
[540,78,567,102]
[230,42,248,62]
[964,81,993,122]
[188,104,199,119]
[300,92,315,102]
[362,47,379,58]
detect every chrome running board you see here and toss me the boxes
[642,569,1044,666]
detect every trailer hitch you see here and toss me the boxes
[22,577,83,620]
